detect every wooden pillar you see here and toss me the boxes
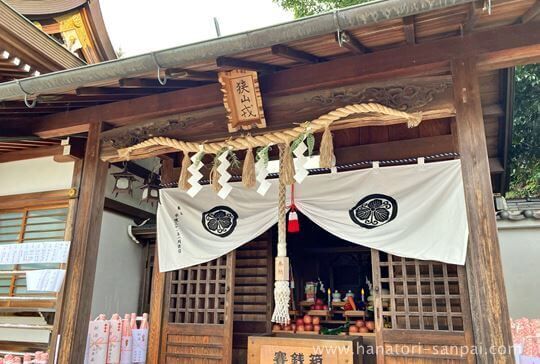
[57,123,108,363]
[451,58,513,363]
[147,158,174,363]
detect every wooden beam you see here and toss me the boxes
[216,56,286,73]
[76,87,161,96]
[13,21,540,138]
[57,122,108,364]
[165,68,217,81]
[336,30,370,54]
[403,16,416,45]
[0,144,64,163]
[53,137,85,162]
[335,135,454,164]
[521,0,540,23]
[147,158,173,364]
[118,78,208,89]
[103,197,155,221]
[463,2,479,34]
[271,44,327,64]
[451,58,513,363]
[0,188,76,210]
[99,78,456,162]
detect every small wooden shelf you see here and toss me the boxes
[307,310,330,317]
[272,330,320,335]
[296,330,320,335]
[343,310,366,318]
[320,319,347,324]
[348,332,376,337]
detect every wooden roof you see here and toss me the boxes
[0,0,538,194]
[0,0,85,82]
[5,0,87,15]
[5,0,116,62]
[0,0,535,116]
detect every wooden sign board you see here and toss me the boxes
[218,69,266,132]
[248,335,362,364]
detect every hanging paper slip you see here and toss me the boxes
[132,328,148,363]
[85,318,110,364]
[26,269,66,292]
[0,241,70,265]
[107,315,122,364]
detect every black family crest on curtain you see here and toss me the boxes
[202,206,239,237]
[349,194,398,229]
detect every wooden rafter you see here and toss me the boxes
[76,87,165,96]
[165,68,218,81]
[6,21,540,138]
[216,56,286,73]
[271,44,327,64]
[403,16,416,45]
[118,78,209,89]
[336,30,370,54]
[521,0,540,23]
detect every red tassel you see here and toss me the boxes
[288,208,300,233]
[288,184,300,233]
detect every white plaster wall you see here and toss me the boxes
[0,157,74,196]
[91,210,144,317]
[498,219,540,319]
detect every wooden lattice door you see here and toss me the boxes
[160,252,235,363]
[371,250,474,363]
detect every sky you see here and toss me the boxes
[99,0,294,57]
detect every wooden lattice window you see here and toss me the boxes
[0,205,69,299]
[167,255,229,325]
[375,252,467,332]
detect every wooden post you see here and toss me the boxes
[451,58,514,363]
[57,122,108,363]
[147,158,174,363]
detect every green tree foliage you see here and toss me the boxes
[508,64,540,198]
[274,0,372,18]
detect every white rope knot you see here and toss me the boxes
[271,280,291,325]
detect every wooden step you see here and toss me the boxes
[235,277,267,285]
[234,314,267,321]
[235,258,267,268]
[235,267,268,276]
[235,286,267,294]
[234,295,268,303]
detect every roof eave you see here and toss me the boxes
[0,0,474,101]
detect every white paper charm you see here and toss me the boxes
[216,149,232,199]
[255,149,271,196]
[187,149,205,198]
[107,317,122,364]
[293,138,309,183]
[85,319,110,364]
[132,328,149,363]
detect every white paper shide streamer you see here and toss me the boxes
[293,137,309,184]
[255,148,271,196]
[187,148,205,198]
[217,148,232,199]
